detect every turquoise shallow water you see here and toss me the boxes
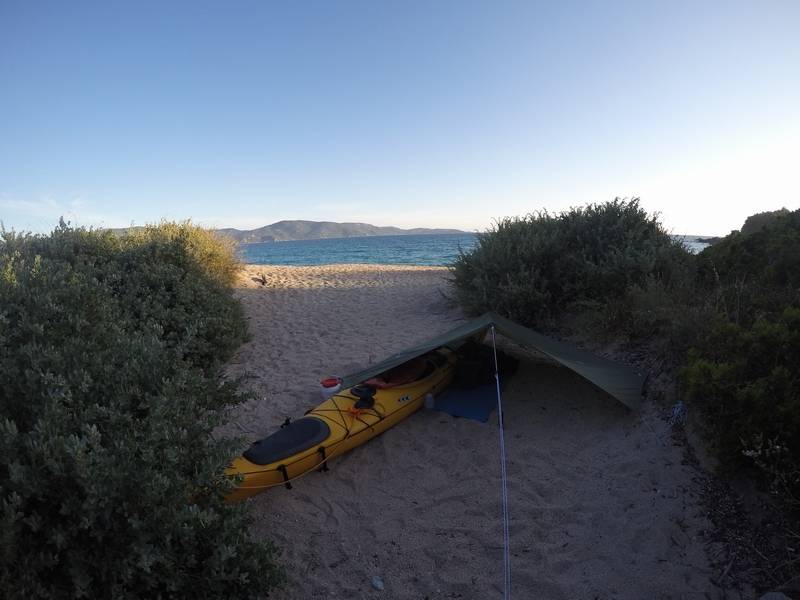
[238,233,479,266]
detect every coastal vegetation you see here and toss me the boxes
[0,221,283,598]
[450,198,699,347]
[453,200,800,569]
[741,208,791,236]
[685,209,800,504]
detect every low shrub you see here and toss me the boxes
[683,209,800,506]
[696,209,800,324]
[451,198,694,334]
[0,222,282,599]
[116,223,248,369]
[740,207,791,236]
[682,307,800,506]
[598,275,712,354]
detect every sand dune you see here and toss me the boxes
[222,264,722,599]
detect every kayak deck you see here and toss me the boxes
[225,347,457,501]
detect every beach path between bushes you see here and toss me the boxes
[221,264,721,600]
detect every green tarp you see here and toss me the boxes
[341,312,644,410]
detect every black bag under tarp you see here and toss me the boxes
[453,339,519,389]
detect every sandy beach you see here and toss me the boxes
[222,264,722,599]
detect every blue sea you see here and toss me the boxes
[675,236,711,254]
[238,233,478,266]
[238,233,709,266]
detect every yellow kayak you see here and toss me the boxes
[225,348,457,501]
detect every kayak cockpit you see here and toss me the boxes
[243,417,331,465]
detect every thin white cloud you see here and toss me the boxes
[1,197,63,219]
[0,195,129,232]
[313,201,371,214]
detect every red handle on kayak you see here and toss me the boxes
[320,377,342,388]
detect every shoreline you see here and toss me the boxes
[241,262,451,269]
[235,263,450,292]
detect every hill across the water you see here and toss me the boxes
[215,220,466,243]
[110,221,467,243]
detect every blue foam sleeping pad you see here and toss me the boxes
[433,377,508,423]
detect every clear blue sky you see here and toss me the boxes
[1,1,798,235]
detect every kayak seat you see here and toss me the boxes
[364,353,440,389]
[418,358,437,379]
[243,417,331,466]
[429,349,448,367]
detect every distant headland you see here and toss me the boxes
[112,220,468,243]
[216,220,468,243]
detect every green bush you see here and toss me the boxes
[696,209,800,324]
[740,207,790,236]
[450,198,694,333]
[683,208,800,506]
[116,223,247,369]
[682,307,800,505]
[602,274,712,354]
[0,222,283,599]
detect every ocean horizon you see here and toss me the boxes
[237,232,477,266]
[238,232,710,266]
